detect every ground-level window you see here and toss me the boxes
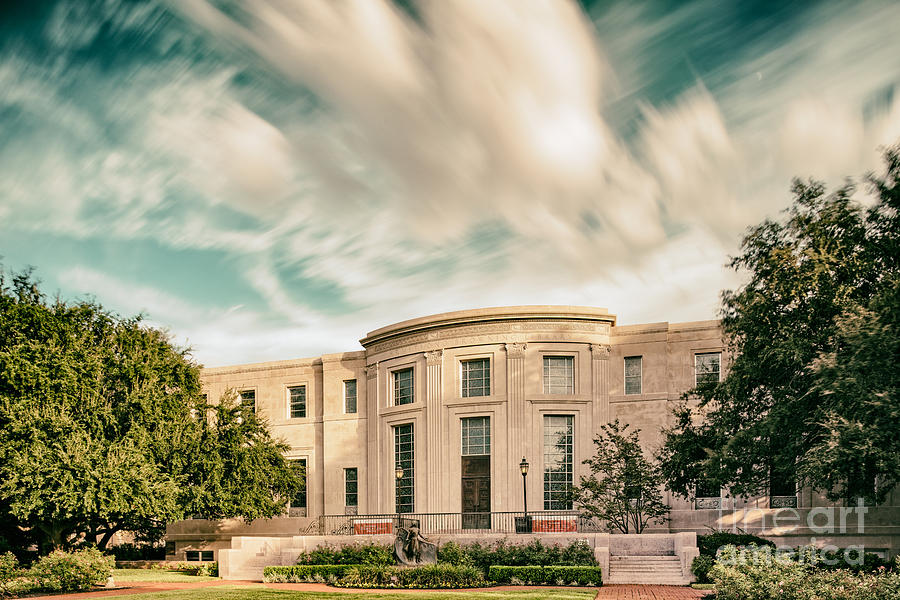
[186,550,214,562]
[291,459,307,510]
[239,389,256,412]
[393,368,414,405]
[695,352,721,386]
[624,356,642,395]
[394,424,414,513]
[344,468,358,508]
[461,358,490,397]
[543,356,574,394]
[344,379,357,414]
[543,415,574,509]
[461,416,491,456]
[289,385,306,418]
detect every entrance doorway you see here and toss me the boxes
[461,455,490,529]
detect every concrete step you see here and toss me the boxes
[607,555,687,585]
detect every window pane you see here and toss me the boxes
[624,356,642,395]
[394,424,414,513]
[345,467,358,507]
[543,356,574,394]
[292,460,307,508]
[200,551,214,562]
[543,415,574,509]
[696,352,721,385]
[289,386,306,418]
[461,358,490,397]
[393,368,414,405]
[461,416,491,456]
[239,390,255,412]
[344,380,357,414]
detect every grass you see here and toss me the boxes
[101,586,597,600]
[112,568,218,582]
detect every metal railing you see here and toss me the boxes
[303,511,604,536]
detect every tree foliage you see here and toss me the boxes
[0,269,303,552]
[571,420,669,533]
[657,145,900,504]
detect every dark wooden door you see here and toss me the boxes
[461,456,491,530]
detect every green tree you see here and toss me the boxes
[0,269,303,552]
[657,145,900,504]
[571,420,669,534]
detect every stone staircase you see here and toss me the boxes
[605,555,688,585]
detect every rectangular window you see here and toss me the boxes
[290,459,307,509]
[624,356,642,395]
[185,550,214,562]
[695,352,721,385]
[394,424,414,513]
[461,416,491,456]
[239,389,256,412]
[344,468,358,507]
[289,386,306,419]
[344,380,357,414]
[543,356,574,394]
[461,358,490,397]
[543,415,574,510]
[393,368,414,405]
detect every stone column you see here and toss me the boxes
[505,342,527,511]
[364,363,380,512]
[425,349,443,512]
[591,344,610,429]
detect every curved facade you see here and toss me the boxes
[168,305,899,559]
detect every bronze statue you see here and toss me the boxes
[394,521,436,565]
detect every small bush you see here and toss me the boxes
[488,565,602,586]
[698,532,775,557]
[264,564,363,583]
[297,543,393,566]
[0,552,22,598]
[437,540,596,575]
[335,564,487,589]
[691,554,715,584]
[107,543,166,561]
[29,548,113,593]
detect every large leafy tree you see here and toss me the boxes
[571,420,669,533]
[0,269,303,552]
[658,145,900,504]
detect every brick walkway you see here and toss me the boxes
[36,580,712,599]
[595,585,712,599]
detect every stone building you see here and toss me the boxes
[166,305,897,563]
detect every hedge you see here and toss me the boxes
[488,565,602,586]
[263,564,364,583]
[437,540,596,574]
[295,543,393,566]
[335,564,487,589]
[698,532,774,557]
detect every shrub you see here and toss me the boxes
[263,564,363,583]
[162,562,218,576]
[0,552,21,598]
[698,532,775,557]
[692,554,715,584]
[297,543,393,566]
[107,543,166,561]
[335,564,487,589]
[437,540,596,574]
[488,565,602,586]
[709,544,900,600]
[29,548,113,593]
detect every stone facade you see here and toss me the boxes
[166,306,900,560]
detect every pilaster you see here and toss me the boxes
[425,349,443,512]
[365,363,380,511]
[505,342,527,511]
[591,344,610,431]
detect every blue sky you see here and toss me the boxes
[2,0,899,366]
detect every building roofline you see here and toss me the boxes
[360,305,616,348]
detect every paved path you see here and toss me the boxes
[36,580,712,599]
[595,585,711,599]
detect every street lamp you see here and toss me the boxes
[519,457,529,515]
[394,466,404,531]
[515,457,531,533]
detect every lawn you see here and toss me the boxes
[111,569,219,583]
[102,586,597,600]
